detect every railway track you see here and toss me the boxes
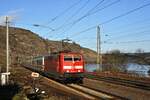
[68,84,113,100]
[85,73,150,91]
[22,64,123,99]
[21,64,150,99]
[44,77,126,100]
[67,84,127,100]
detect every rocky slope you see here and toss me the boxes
[0,26,97,69]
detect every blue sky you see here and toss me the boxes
[0,0,150,53]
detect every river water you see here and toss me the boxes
[85,63,150,77]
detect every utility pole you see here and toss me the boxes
[97,26,102,72]
[6,16,10,84]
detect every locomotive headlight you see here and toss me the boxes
[64,66,72,69]
[66,70,70,72]
[75,66,83,69]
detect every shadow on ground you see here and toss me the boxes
[0,83,20,100]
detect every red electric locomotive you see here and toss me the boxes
[32,51,84,83]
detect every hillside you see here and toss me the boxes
[0,26,97,69]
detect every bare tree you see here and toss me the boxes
[135,48,144,53]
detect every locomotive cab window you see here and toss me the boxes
[64,55,81,61]
[64,55,73,61]
[74,55,81,61]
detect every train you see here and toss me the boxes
[30,51,84,83]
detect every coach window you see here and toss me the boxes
[37,60,42,65]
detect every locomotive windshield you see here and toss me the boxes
[64,55,81,61]
[74,55,81,61]
[64,55,73,61]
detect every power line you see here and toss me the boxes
[64,0,120,36]
[49,0,120,39]
[100,2,150,25]
[102,23,150,39]
[63,0,108,34]
[106,29,150,41]
[51,18,150,40]
[54,0,106,31]
[76,29,150,52]
[56,0,90,30]
[76,29,150,44]
[102,17,150,33]
[71,0,120,26]
[49,0,105,39]
[45,0,82,25]
[89,0,120,15]
[104,39,150,44]
[71,0,105,24]
[73,24,150,40]
[66,0,121,32]
[77,39,150,48]
[69,2,150,38]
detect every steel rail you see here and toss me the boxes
[85,73,150,91]
[22,64,123,99]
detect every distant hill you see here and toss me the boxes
[1,26,150,72]
[0,26,97,69]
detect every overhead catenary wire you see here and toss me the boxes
[76,28,150,44]
[78,39,150,52]
[53,0,105,32]
[88,0,120,15]
[62,0,120,35]
[47,0,121,39]
[79,29,150,44]
[73,27,150,50]
[102,23,150,39]
[102,17,150,33]
[54,0,120,33]
[105,29,150,41]
[72,18,150,41]
[69,1,150,38]
[73,28,149,40]
[70,0,120,27]
[44,0,82,25]
[56,0,90,30]
[104,39,150,44]
[70,0,105,25]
